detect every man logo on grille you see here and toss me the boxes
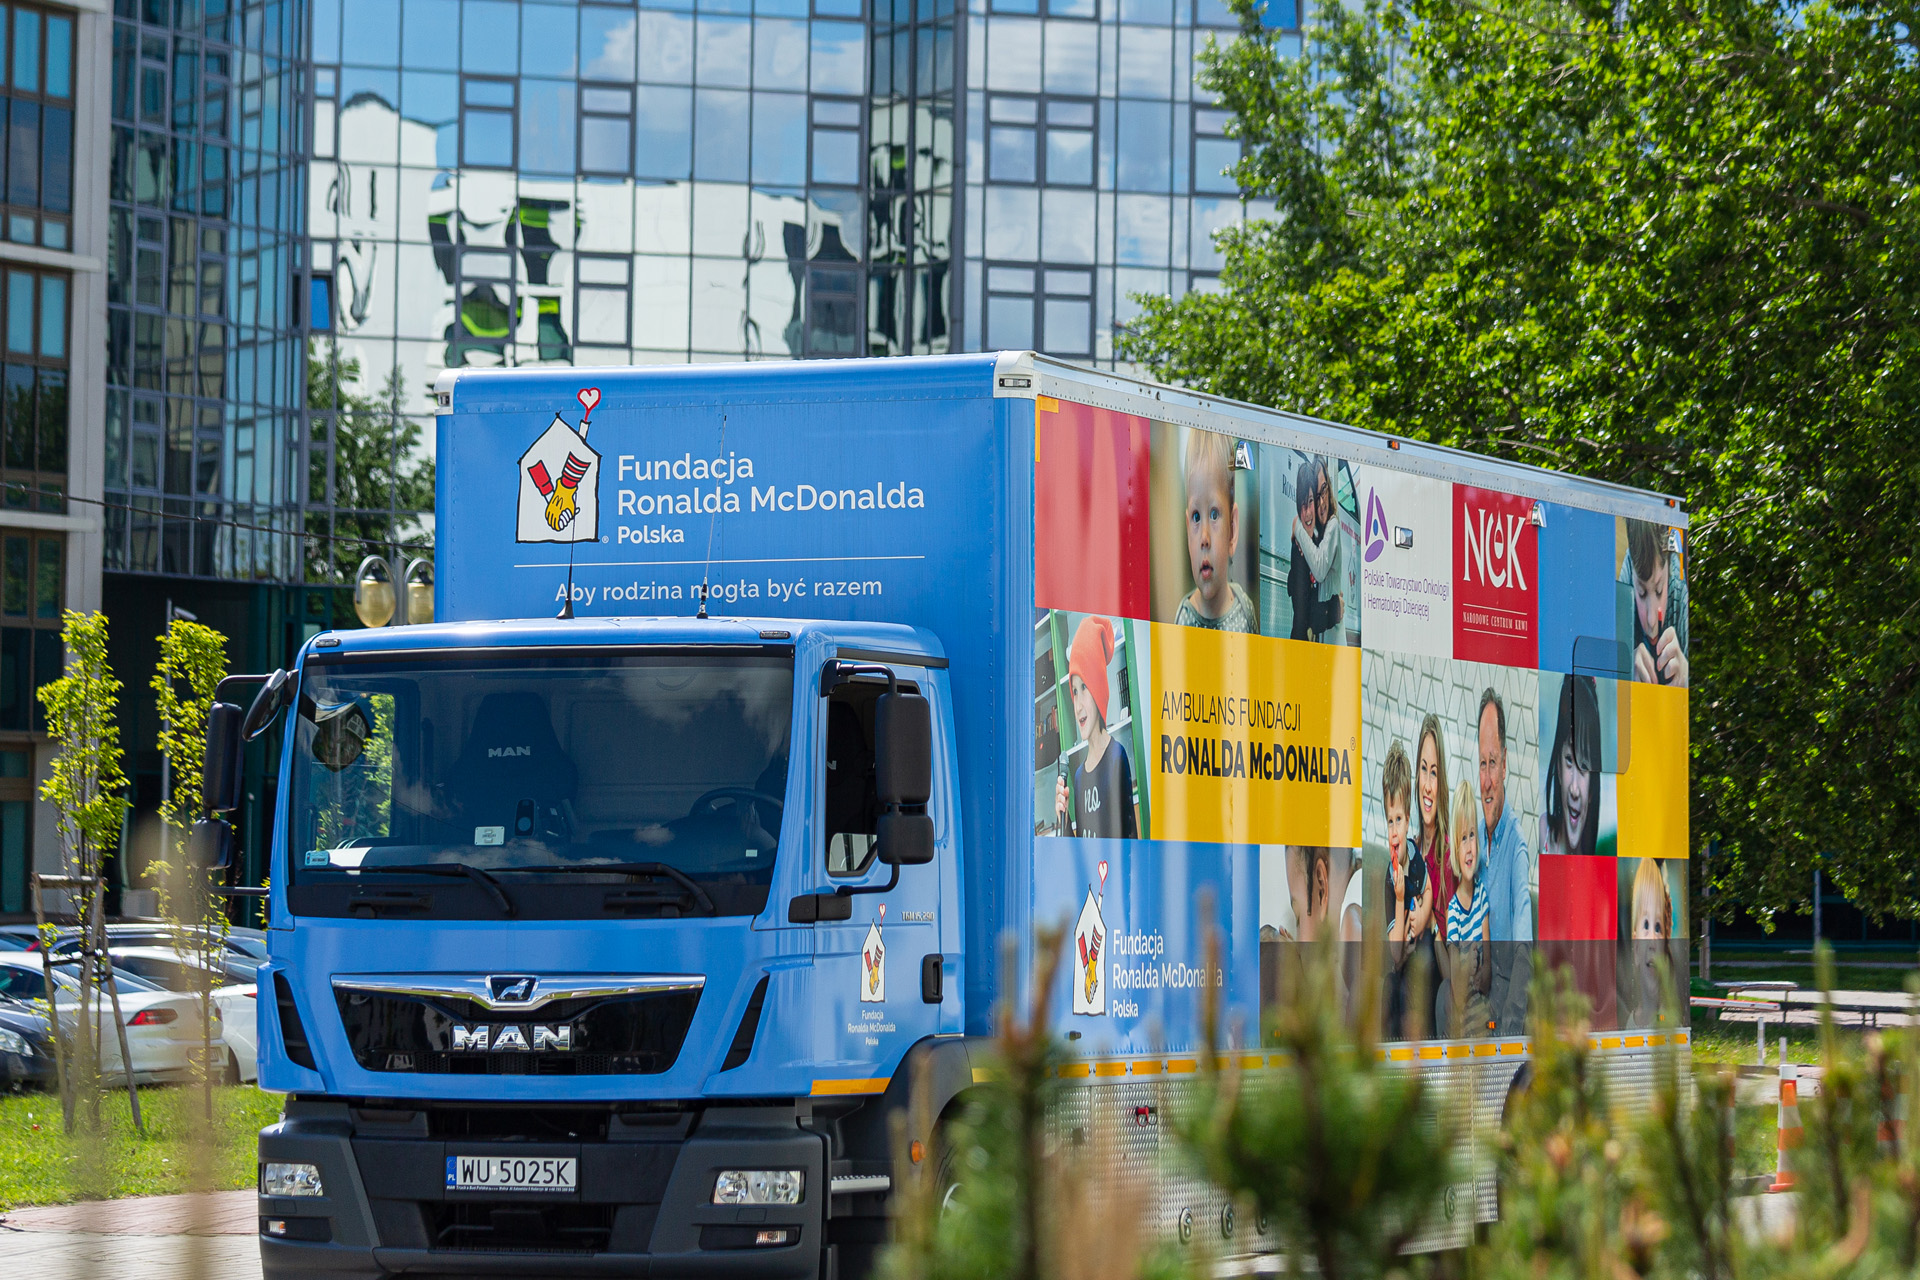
[517,388,601,544]
[488,975,537,1004]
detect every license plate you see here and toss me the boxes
[445,1155,577,1193]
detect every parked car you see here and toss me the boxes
[0,923,39,950]
[107,946,260,1083]
[0,954,211,1084]
[0,994,53,1089]
[45,923,269,962]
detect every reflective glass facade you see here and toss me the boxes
[104,0,306,582]
[963,0,1293,360]
[95,0,1300,594]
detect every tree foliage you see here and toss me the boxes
[36,611,135,1132]
[149,616,231,1113]
[1122,0,1920,921]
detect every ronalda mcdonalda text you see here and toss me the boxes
[612,452,925,520]
[1158,689,1354,785]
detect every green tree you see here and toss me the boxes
[1123,0,1920,922]
[37,611,135,1134]
[307,342,436,587]
[148,616,230,1112]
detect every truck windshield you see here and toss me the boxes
[290,651,793,914]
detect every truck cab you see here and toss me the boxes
[249,616,966,1278]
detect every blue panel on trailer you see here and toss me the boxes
[1537,501,1619,676]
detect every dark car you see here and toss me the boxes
[0,995,53,1090]
[0,923,39,951]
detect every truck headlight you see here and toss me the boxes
[712,1169,803,1205]
[261,1162,325,1198]
[0,1027,32,1057]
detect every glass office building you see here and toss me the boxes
[103,0,1301,605]
[64,0,1304,917]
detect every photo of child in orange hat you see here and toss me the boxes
[1052,615,1140,838]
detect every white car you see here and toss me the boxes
[0,954,210,1085]
[104,946,262,1084]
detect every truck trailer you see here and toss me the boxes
[229,352,1693,1278]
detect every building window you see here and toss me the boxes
[810,98,862,187]
[984,264,1091,355]
[461,77,516,169]
[1192,107,1240,194]
[806,267,861,356]
[987,96,1095,187]
[0,748,29,913]
[576,256,631,348]
[579,85,633,177]
[0,3,75,251]
[0,532,61,732]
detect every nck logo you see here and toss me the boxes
[1461,507,1529,591]
[1452,485,1537,667]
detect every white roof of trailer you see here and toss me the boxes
[997,353,1688,527]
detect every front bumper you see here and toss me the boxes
[258,1100,828,1280]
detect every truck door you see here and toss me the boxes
[811,666,948,1071]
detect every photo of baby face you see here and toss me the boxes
[1148,424,1261,633]
[1184,434,1240,621]
[1617,856,1686,1029]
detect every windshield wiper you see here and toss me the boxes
[498,862,717,917]
[351,863,517,918]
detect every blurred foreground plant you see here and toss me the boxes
[1183,931,1454,1280]
[882,925,1182,1280]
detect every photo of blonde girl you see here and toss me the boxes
[1439,780,1491,1038]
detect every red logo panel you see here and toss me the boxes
[1453,485,1538,666]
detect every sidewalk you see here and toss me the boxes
[0,1190,259,1280]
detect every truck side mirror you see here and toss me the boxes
[203,700,245,814]
[242,668,292,740]
[878,811,935,866]
[875,691,935,865]
[188,817,235,872]
[874,691,931,806]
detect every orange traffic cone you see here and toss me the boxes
[1770,1058,1801,1192]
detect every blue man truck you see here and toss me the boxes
[220,353,1693,1278]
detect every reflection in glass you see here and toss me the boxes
[754,18,810,90]
[343,0,401,66]
[519,79,576,175]
[989,124,1035,181]
[402,0,461,71]
[1047,126,1092,185]
[1116,100,1171,191]
[811,21,868,95]
[1043,297,1089,353]
[696,16,754,88]
[462,0,520,75]
[520,3,578,77]
[986,294,1031,347]
[636,86,694,179]
[638,11,695,84]
[752,92,808,187]
[694,90,751,182]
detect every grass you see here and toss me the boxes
[0,1083,283,1210]
[1698,947,1920,994]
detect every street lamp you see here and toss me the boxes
[353,554,434,628]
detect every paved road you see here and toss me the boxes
[0,1190,260,1280]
